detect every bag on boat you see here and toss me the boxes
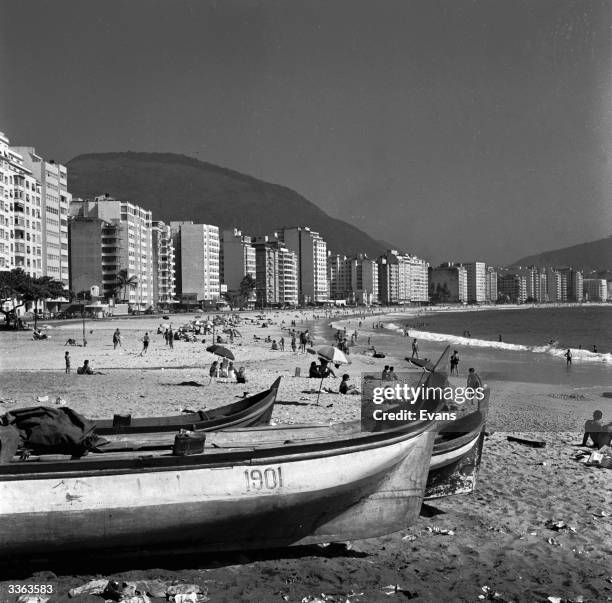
[1,406,104,456]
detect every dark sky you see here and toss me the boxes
[1,0,611,265]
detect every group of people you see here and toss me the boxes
[582,410,612,449]
[64,352,103,375]
[209,359,247,383]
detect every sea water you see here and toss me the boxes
[389,306,612,387]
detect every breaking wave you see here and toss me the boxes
[383,324,612,364]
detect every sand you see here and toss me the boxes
[0,309,611,603]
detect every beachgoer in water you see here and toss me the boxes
[411,339,419,358]
[498,334,502,342]
[593,345,598,354]
[450,350,459,376]
[564,349,572,366]
[466,368,482,389]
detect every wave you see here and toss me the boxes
[385,325,612,364]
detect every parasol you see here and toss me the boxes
[310,345,350,405]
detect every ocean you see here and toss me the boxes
[375,306,612,387]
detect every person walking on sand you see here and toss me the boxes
[450,350,459,376]
[113,328,121,349]
[64,351,71,374]
[467,368,482,389]
[564,349,572,366]
[291,334,297,353]
[140,332,150,356]
[167,327,174,349]
[411,338,419,359]
[279,336,285,351]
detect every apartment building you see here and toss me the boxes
[152,220,176,307]
[221,228,256,292]
[583,278,607,302]
[429,263,468,303]
[463,261,487,303]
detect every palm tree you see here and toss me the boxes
[114,269,138,303]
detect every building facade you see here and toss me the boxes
[327,253,350,301]
[152,221,176,307]
[252,235,298,306]
[70,195,154,308]
[583,278,607,302]
[463,261,487,303]
[276,227,328,303]
[429,263,468,303]
[14,147,71,287]
[221,228,256,293]
[170,221,220,303]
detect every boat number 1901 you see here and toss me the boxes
[244,467,283,491]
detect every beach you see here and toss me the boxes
[0,308,611,603]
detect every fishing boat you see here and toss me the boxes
[91,376,281,435]
[425,386,489,499]
[0,397,442,556]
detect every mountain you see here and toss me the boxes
[66,152,388,257]
[513,236,612,272]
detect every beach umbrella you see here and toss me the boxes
[206,344,234,360]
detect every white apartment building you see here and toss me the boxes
[583,278,607,302]
[277,227,328,303]
[70,195,154,308]
[221,228,256,292]
[0,133,42,278]
[14,147,71,287]
[464,261,487,303]
[152,221,176,307]
[171,221,220,303]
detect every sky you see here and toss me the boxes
[1,0,611,265]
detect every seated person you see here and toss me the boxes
[308,361,320,378]
[76,359,102,375]
[271,340,279,351]
[319,360,336,378]
[381,365,390,380]
[372,348,386,358]
[65,338,77,346]
[236,366,247,384]
[339,374,360,395]
[582,410,611,448]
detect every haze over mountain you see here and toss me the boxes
[513,236,612,272]
[67,152,391,258]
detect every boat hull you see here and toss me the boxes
[0,426,436,555]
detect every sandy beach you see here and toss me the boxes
[0,308,611,602]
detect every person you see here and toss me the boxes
[593,345,598,354]
[309,361,320,378]
[76,359,102,375]
[381,365,390,380]
[564,349,572,366]
[450,350,459,376]
[582,410,605,447]
[291,335,297,352]
[319,359,336,378]
[209,360,219,380]
[139,332,150,356]
[113,329,121,349]
[271,340,279,351]
[220,357,230,377]
[466,368,482,389]
[167,327,174,349]
[411,339,419,358]
[388,366,399,381]
[339,374,360,395]
[227,361,236,381]
[498,334,502,342]
[64,351,71,374]
[279,336,285,351]
[236,366,247,384]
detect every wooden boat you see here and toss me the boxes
[92,377,281,435]
[424,387,490,499]
[0,399,441,556]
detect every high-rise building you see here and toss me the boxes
[170,221,220,303]
[13,147,71,287]
[463,262,487,303]
[377,250,429,304]
[498,273,527,303]
[546,268,562,302]
[276,227,328,303]
[221,228,256,292]
[252,235,298,306]
[583,278,607,302]
[560,268,583,302]
[0,133,43,278]
[327,253,350,301]
[485,267,498,303]
[347,254,379,305]
[429,263,468,303]
[152,221,176,307]
[70,195,154,308]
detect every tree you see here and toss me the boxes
[239,274,256,307]
[29,276,67,330]
[114,269,139,302]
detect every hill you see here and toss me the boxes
[513,236,612,272]
[66,152,388,257]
